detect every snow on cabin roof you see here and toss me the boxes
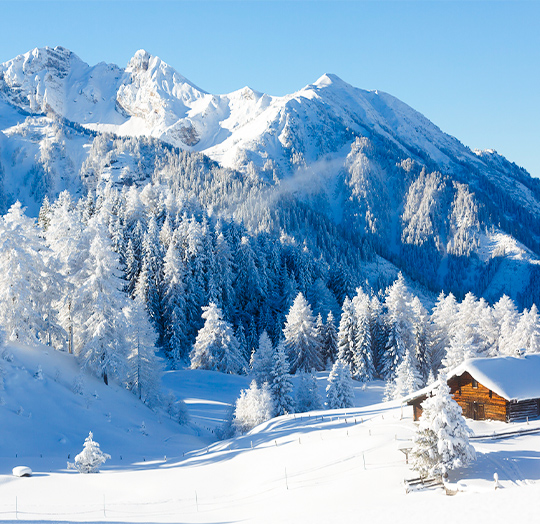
[404,354,540,404]
[448,354,540,402]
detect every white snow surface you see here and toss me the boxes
[449,354,540,402]
[2,341,540,523]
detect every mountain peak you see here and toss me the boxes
[126,49,153,73]
[124,49,205,94]
[313,73,348,88]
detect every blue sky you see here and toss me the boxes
[1,1,539,177]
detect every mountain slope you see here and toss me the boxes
[1,46,540,306]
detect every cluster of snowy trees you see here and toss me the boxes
[1,166,540,415]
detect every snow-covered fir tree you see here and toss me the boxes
[72,225,130,385]
[411,296,432,383]
[0,201,64,346]
[410,378,476,479]
[250,330,275,386]
[322,311,338,368]
[295,371,322,412]
[514,304,540,355]
[352,290,375,382]
[68,432,111,474]
[494,294,520,356]
[385,347,422,400]
[233,380,274,434]
[190,302,247,374]
[270,341,294,416]
[125,296,163,406]
[337,296,357,371]
[430,292,458,372]
[442,329,476,373]
[283,292,323,374]
[162,241,188,364]
[326,360,355,409]
[383,273,415,379]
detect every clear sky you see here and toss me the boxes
[1,0,539,177]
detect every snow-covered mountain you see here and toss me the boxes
[1,46,540,306]
[0,46,497,175]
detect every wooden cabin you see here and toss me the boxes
[407,354,540,423]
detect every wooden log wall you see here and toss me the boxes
[507,399,540,422]
[448,372,507,422]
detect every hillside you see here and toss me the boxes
[1,341,539,523]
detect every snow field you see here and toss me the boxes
[2,341,540,523]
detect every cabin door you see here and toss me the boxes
[469,402,485,420]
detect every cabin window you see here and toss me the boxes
[489,390,493,399]
[472,378,478,389]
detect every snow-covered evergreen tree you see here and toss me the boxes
[383,273,414,379]
[494,294,520,356]
[430,292,457,372]
[162,241,188,364]
[250,330,275,386]
[410,378,475,479]
[68,432,111,474]
[326,360,355,409]
[233,380,274,434]
[442,329,476,372]
[296,371,322,412]
[190,302,246,374]
[410,296,431,383]
[270,341,294,416]
[283,292,323,373]
[72,226,130,385]
[514,304,540,355]
[353,291,375,382]
[385,348,422,400]
[370,294,388,377]
[125,297,163,406]
[0,201,64,347]
[322,311,338,367]
[337,296,357,371]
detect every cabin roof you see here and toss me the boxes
[449,354,540,402]
[404,354,540,404]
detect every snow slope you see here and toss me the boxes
[1,341,540,523]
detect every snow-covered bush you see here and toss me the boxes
[163,391,189,425]
[34,364,43,381]
[233,380,273,434]
[72,373,84,395]
[326,360,355,409]
[68,432,111,473]
[410,378,476,479]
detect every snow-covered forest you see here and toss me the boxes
[2,176,539,415]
